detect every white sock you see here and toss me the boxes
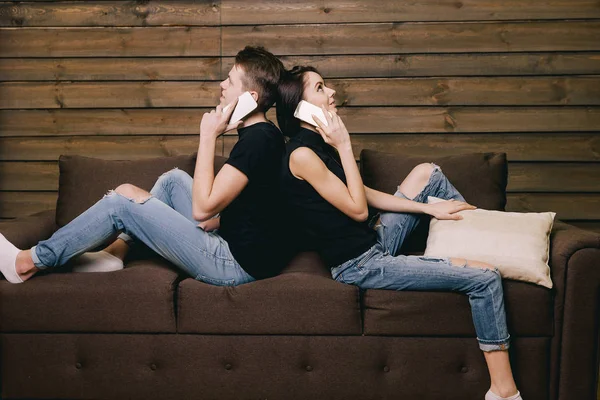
[485,389,522,400]
[0,234,24,283]
[70,250,124,273]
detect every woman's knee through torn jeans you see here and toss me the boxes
[30,168,255,287]
[330,163,511,352]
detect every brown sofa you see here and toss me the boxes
[1,150,598,400]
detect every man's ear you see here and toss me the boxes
[249,91,259,104]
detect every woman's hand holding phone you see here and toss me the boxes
[312,105,351,151]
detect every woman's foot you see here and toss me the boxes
[485,389,522,400]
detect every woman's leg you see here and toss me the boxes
[332,248,519,398]
[14,188,253,286]
[378,162,465,256]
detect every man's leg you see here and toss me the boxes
[71,168,196,272]
[8,189,253,286]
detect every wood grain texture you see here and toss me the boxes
[0,58,222,81]
[0,136,207,161]
[2,107,599,136]
[2,77,599,108]
[222,21,600,55]
[4,1,599,27]
[505,193,600,220]
[0,82,221,109]
[0,191,56,218]
[0,27,221,57]
[0,1,598,226]
[3,53,600,81]
[0,1,220,27]
[243,53,600,79]
[507,163,600,192]
[223,133,600,162]
[221,0,600,24]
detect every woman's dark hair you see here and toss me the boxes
[276,65,320,138]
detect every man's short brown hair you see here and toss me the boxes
[234,46,285,113]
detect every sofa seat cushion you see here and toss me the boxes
[0,258,179,333]
[360,150,508,253]
[363,279,553,337]
[177,252,361,335]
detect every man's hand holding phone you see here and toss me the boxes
[199,91,259,141]
[199,97,242,142]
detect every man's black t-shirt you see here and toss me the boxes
[218,121,288,280]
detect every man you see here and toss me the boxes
[0,46,288,286]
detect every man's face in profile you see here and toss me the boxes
[219,64,246,107]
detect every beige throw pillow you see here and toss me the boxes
[424,196,556,288]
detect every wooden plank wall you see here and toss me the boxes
[0,1,599,232]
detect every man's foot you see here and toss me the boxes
[485,389,522,400]
[70,250,124,273]
[0,234,24,283]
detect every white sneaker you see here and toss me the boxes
[70,251,124,273]
[0,234,23,283]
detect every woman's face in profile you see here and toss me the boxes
[302,71,337,113]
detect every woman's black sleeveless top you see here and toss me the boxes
[280,128,377,268]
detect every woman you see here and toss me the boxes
[276,66,523,400]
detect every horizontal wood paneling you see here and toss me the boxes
[0,1,220,27]
[507,163,600,192]
[327,77,600,106]
[2,21,599,58]
[0,58,222,81]
[0,1,598,231]
[4,161,599,193]
[0,192,56,218]
[232,133,600,162]
[0,162,59,191]
[3,53,600,81]
[2,77,599,108]
[0,27,221,57]
[505,193,600,219]
[0,136,205,161]
[222,21,600,55]
[2,107,599,136]
[0,82,221,109]
[221,0,600,24]
[2,133,598,162]
[4,1,600,27]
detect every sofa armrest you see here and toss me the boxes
[549,221,600,400]
[0,209,57,250]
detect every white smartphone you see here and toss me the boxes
[223,91,258,124]
[294,100,332,127]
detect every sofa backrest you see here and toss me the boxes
[56,154,227,227]
[360,150,508,253]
